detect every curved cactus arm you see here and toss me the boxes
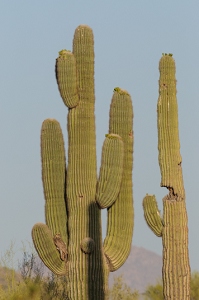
[142,194,163,237]
[103,88,133,272]
[41,119,68,245]
[55,50,79,108]
[32,223,66,275]
[96,134,124,208]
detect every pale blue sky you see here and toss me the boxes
[1,1,199,271]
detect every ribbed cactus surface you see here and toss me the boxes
[143,54,190,299]
[32,25,134,300]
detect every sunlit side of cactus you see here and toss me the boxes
[143,54,190,299]
[32,25,134,300]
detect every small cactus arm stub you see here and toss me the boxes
[32,25,134,300]
[142,54,190,300]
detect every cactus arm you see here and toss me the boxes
[32,223,66,275]
[41,119,68,245]
[103,88,134,271]
[142,194,163,237]
[55,50,79,108]
[96,134,124,208]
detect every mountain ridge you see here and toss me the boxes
[109,245,162,292]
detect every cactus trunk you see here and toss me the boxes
[32,25,134,300]
[143,54,190,299]
[162,200,190,299]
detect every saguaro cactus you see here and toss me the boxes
[32,25,134,299]
[142,54,190,299]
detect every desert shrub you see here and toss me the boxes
[144,271,199,300]
[190,271,199,300]
[0,245,141,299]
[143,280,163,300]
[108,275,139,300]
[18,247,68,299]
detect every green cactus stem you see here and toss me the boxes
[142,54,190,299]
[32,223,66,275]
[103,88,134,272]
[32,25,134,300]
[96,134,124,208]
[142,195,163,237]
[56,50,79,108]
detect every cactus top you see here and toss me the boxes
[113,87,130,96]
[58,49,71,57]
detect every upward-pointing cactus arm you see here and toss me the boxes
[142,194,163,237]
[96,134,124,208]
[32,223,66,275]
[32,119,68,274]
[56,50,79,108]
[103,88,134,271]
[41,119,67,242]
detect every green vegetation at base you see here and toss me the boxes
[143,281,163,300]
[109,275,139,300]
[144,272,199,300]
[0,244,69,300]
[0,245,199,300]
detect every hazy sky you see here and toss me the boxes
[1,1,199,272]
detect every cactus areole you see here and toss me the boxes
[32,25,134,299]
[143,54,190,299]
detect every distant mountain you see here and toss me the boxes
[109,246,162,293]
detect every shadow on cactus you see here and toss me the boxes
[32,25,134,299]
[142,54,190,299]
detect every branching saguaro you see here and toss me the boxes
[142,54,190,300]
[32,25,134,300]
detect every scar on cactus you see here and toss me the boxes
[53,234,67,261]
[32,25,134,300]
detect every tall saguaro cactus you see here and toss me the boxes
[32,25,134,299]
[142,54,190,299]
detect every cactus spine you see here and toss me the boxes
[32,25,134,299]
[143,54,190,299]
